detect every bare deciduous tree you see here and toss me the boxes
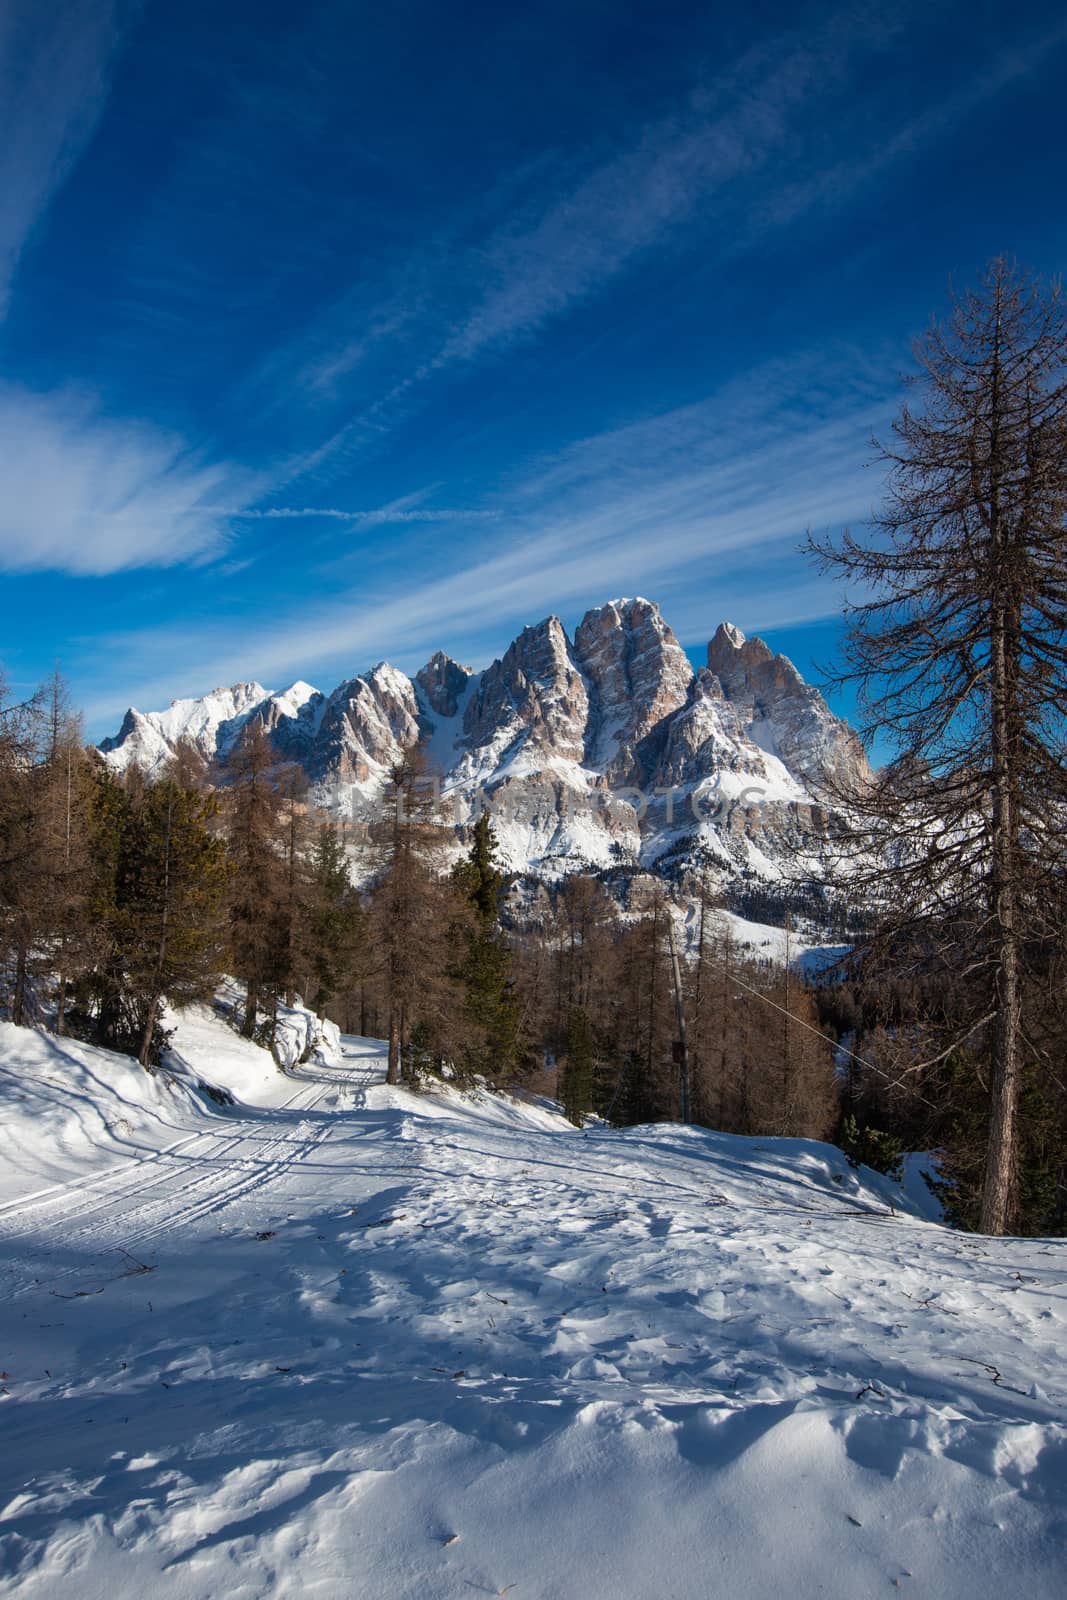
[809,258,1067,1234]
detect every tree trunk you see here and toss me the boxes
[242,980,259,1038]
[980,302,1022,1237]
[719,936,731,1128]
[12,940,27,1026]
[667,921,690,1125]
[982,920,1020,1234]
[139,993,160,1070]
[387,1004,400,1085]
[981,596,1022,1235]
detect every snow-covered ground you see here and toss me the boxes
[0,1013,1064,1599]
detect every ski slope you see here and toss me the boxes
[0,1015,1064,1599]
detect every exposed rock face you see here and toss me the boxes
[573,598,693,781]
[463,617,588,766]
[99,598,869,883]
[705,623,868,792]
[654,668,767,788]
[248,681,326,763]
[311,664,422,786]
[415,652,472,719]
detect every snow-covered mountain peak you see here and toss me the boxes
[275,679,321,709]
[99,597,870,883]
[100,681,275,775]
[463,613,588,765]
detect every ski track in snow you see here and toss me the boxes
[0,1027,1065,1599]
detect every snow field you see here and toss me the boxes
[0,1011,1064,1598]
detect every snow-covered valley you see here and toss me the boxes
[1,1015,1064,1599]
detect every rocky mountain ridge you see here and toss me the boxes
[100,597,868,886]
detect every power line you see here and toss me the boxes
[712,958,941,1113]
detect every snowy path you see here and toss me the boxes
[0,1026,1065,1599]
[0,1076,339,1299]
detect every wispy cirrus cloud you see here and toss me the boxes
[282,33,847,476]
[0,384,250,575]
[81,346,889,725]
[435,45,823,369]
[0,0,128,318]
[264,6,1067,490]
[746,14,1067,240]
[0,384,497,578]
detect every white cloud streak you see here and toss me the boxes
[436,47,820,368]
[0,384,250,575]
[0,0,127,318]
[231,506,500,524]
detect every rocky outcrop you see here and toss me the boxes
[462,616,588,766]
[705,623,868,793]
[311,663,422,786]
[248,681,326,763]
[100,598,869,883]
[416,652,472,719]
[573,597,693,781]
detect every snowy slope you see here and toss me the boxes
[99,682,324,779]
[1,1017,1064,1599]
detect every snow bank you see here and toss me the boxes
[270,1000,341,1072]
[0,1021,204,1210]
[163,991,342,1106]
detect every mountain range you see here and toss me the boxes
[100,597,867,888]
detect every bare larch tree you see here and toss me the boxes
[809,258,1067,1234]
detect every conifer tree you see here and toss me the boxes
[75,764,227,1064]
[0,674,95,1029]
[121,777,228,1066]
[276,762,311,1005]
[809,259,1067,1233]
[39,674,94,1034]
[0,681,47,1024]
[79,758,135,1050]
[559,1005,596,1126]
[300,820,366,1017]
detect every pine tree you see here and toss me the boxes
[38,674,94,1035]
[74,764,227,1064]
[276,762,311,1005]
[559,1005,596,1126]
[370,751,461,1085]
[0,680,47,1024]
[79,758,135,1051]
[121,777,228,1067]
[0,674,94,1029]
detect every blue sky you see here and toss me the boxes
[2,0,1066,744]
